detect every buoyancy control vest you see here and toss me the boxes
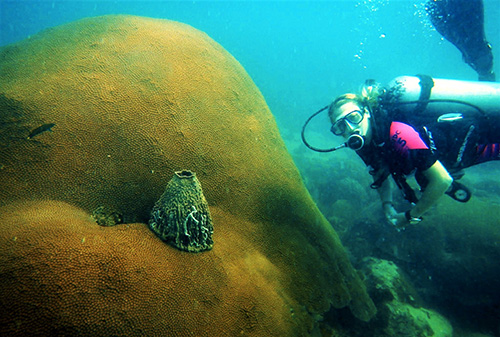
[380,75,500,168]
[376,75,500,203]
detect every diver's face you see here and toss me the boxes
[331,102,372,142]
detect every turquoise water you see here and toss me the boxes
[2,1,500,335]
[2,0,499,140]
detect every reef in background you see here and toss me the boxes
[0,15,375,336]
[293,145,500,337]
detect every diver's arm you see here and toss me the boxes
[409,160,453,218]
[377,176,398,221]
[377,177,393,205]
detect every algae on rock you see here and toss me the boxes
[361,257,453,337]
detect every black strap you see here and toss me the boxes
[370,168,391,189]
[413,74,435,115]
[392,172,419,204]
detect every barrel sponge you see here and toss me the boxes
[0,15,375,335]
[149,170,215,252]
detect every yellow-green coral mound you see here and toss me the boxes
[0,15,375,335]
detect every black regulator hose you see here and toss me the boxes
[301,105,341,152]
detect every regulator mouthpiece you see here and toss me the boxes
[301,105,367,153]
[346,133,365,151]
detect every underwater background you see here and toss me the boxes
[1,1,500,146]
[1,1,500,336]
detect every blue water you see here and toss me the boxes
[2,0,499,144]
[2,1,500,334]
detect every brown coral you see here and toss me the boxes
[0,15,375,336]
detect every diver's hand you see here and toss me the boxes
[391,212,409,231]
[383,202,398,225]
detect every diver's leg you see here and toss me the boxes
[426,0,495,81]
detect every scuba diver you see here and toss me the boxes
[426,0,495,81]
[302,75,500,228]
[301,0,497,228]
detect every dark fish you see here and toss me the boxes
[27,123,56,139]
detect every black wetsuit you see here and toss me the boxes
[356,105,500,199]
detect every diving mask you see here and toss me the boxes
[301,104,368,153]
[330,108,367,151]
[330,109,365,135]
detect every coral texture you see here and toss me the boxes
[0,15,375,336]
[149,170,214,252]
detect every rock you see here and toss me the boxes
[361,257,453,337]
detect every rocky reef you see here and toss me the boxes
[359,257,452,337]
[0,15,375,336]
[293,144,500,336]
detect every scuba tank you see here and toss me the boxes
[385,75,500,118]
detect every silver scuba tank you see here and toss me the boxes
[386,75,500,117]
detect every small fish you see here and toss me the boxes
[27,123,56,139]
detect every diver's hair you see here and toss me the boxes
[328,93,362,119]
[361,79,383,110]
[329,80,383,119]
